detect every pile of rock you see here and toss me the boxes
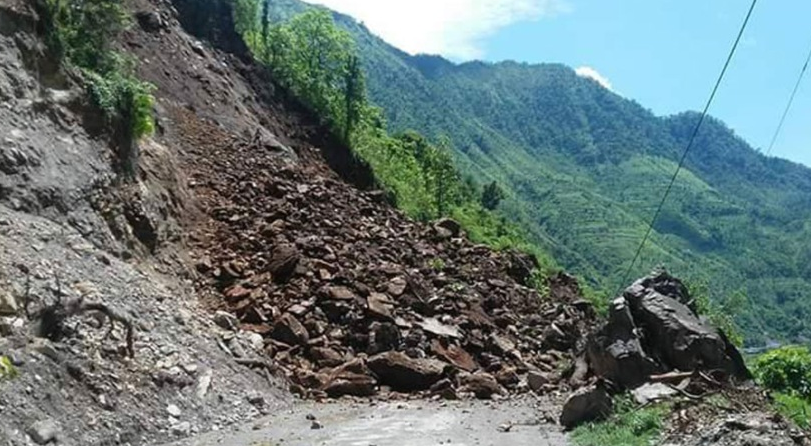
[177,112,596,400]
[560,271,751,428]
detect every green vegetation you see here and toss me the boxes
[754,346,811,397]
[754,346,811,429]
[688,279,746,348]
[0,356,18,380]
[233,3,556,273]
[260,0,811,346]
[773,392,811,429]
[480,181,505,210]
[39,0,155,172]
[571,396,666,446]
[428,258,446,271]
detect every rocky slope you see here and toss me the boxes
[0,0,292,444]
[128,0,594,402]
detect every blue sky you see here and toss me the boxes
[304,0,811,167]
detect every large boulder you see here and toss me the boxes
[586,271,750,387]
[367,351,447,391]
[586,297,659,388]
[624,274,749,379]
[560,384,612,429]
[629,271,695,312]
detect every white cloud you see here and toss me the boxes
[575,66,613,91]
[301,0,571,60]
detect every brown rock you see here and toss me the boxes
[488,333,519,359]
[387,277,408,297]
[461,372,504,399]
[431,340,477,372]
[293,370,329,389]
[323,373,377,397]
[367,351,447,391]
[416,318,461,340]
[527,371,552,393]
[366,293,394,320]
[270,313,309,346]
[224,284,252,302]
[309,347,344,368]
[0,291,18,316]
[268,243,300,283]
[495,368,520,388]
[434,218,461,238]
[504,250,540,286]
[325,286,356,301]
[368,322,401,354]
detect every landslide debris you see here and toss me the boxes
[175,104,597,399]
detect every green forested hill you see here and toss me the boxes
[265,0,811,345]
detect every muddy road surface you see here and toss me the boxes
[162,398,570,446]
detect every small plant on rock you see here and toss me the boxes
[0,355,18,380]
[528,269,550,299]
[428,258,446,271]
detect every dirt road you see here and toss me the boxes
[162,398,570,446]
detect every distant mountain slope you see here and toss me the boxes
[266,0,811,345]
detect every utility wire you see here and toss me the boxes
[765,39,811,156]
[613,0,758,298]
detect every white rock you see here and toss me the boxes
[167,404,182,417]
[631,382,678,405]
[171,421,191,436]
[196,370,213,399]
[244,332,264,350]
[27,419,60,444]
[0,291,17,316]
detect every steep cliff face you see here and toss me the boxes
[0,1,290,443]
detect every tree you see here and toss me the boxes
[260,0,271,62]
[481,181,505,210]
[258,9,355,129]
[233,0,259,40]
[343,54,366,143]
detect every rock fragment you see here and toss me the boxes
[367,351,447,391]
[26,419,60,445]
[560,384,612,429]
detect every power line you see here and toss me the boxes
[765,39,811,156]
[614,0,758,297]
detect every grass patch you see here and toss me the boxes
[773,392,811,430]
[0,355,18,380]
[571,396,667,446]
